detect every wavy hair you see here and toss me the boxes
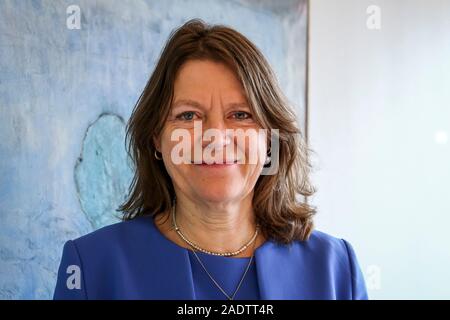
[118,19,316,244]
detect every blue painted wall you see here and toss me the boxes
[0,0,307,299]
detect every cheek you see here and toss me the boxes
[238,132,267,166]
[159,129,195,180]
[160,131,172,161]
[159,129,178,175]
[161,127,196,161]
[246,133,267,179]
[237,135,266,178]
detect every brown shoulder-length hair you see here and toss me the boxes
[118,19,316,244]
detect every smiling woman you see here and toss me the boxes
[53,19,368,300]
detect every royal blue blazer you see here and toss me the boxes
[53,216,368,300]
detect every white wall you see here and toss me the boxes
[309,0,450,299]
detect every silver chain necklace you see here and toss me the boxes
[171,199,258,300]
[189,238,256,300]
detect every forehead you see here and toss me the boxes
[173,59,246,100]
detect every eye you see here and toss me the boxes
[232,111,252,120]
[175,111,198,121]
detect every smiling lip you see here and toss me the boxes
[191,159,240,166]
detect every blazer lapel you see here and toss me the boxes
[255,240,311,300]
[148,218,196,299]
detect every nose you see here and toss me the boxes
[203,130,232,150]
[201,113,231,150]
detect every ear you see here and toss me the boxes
[152,134,161,152]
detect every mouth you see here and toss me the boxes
[191,159,240,166]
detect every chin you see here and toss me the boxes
[194,187,242,203]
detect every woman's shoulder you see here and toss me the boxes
[70,215,156,254]
[288,229,360,265]
[259,229,368,300]
[307,229,351,252]
[53,215,179,299]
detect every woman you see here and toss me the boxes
[54,19,368,300]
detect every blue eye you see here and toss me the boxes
[176,111,197,121]
[233,111,252,120]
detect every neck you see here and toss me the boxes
[172,192,259,255]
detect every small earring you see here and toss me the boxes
[264,147,271,166]
[154,150,163,160]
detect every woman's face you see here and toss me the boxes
[155,59,267,204]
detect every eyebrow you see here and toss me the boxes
[172,99,204,109]
[172,99,250,110]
